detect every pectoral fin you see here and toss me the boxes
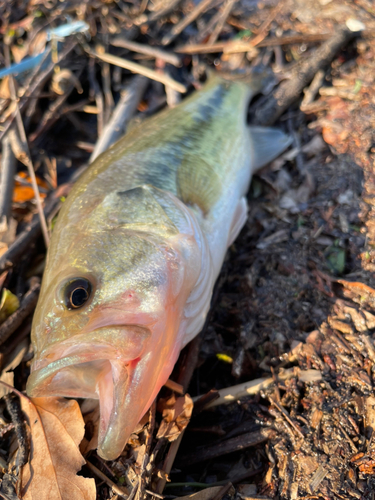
[248,126,292,171]
[227,197,248,247]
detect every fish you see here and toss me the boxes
[26,71,292,460]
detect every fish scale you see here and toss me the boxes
[27,72,292,460]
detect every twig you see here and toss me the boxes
[161,0,220,45]
[164,379,184,395]
[91,50,187,93]
[177,428,275,466]
[0,134,16,233]
[0,40,77,142]
[5,44,49,248]
[175,30,364,54]
[193,368,322,409]
[4,393,28,468]
[111,38,181,67]
[156,337,202,495]
[192,389,220,416]
[252,28,356,126]
[207,0,237,45]
[88,59,105,138]
[28,67,85,143]
[138,400,157,500]
[90,75,148,163]
[86,461,129,498]
[268,396,304,439]
[148,0,182,22]
[102,60,115,125]
[245,0,285,48]
[0,323,30,371]
[0,183,71,274]
[300,69,326,111]
[0,280,40,347]
[210,482,233,500]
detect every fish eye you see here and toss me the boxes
[62,278,92,310]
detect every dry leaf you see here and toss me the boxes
[20,397,96,500]
[13,172,49,204]
[0,288,19,324]
[80,399,100,455]
[156,393,193,441]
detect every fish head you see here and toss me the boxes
[27,187,202,460]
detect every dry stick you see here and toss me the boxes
[252,28,356,126]
[300,69,326,111]
[90,75,149,163]
[211,482,233,500]
[28,68,85,143]
[193,7,224,44]
[4,393,28,468]
[164,378,184,395]
[148,0,182,22]
[0,323,30,371]
[207,0,237,45]
[0,281,40,346]
[137,400,157,500]
[111,38,182,67]
[175,30,366,54]
[268,396,304,439]
[177,428,275,466]
[155,334,203,496]
[88,59,105,138]
[246,0,285,48]
[194,368,322,409]
[161,0,219,45]
[0,183,71,274]
[91,51,187,93]
[4,50,49,248]
[86,461,129,498]
[102,61,115,125]
[0,40,77,142]
[0,134,16,231]
[23,46,53,130]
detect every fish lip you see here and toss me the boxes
[27,343,125,395]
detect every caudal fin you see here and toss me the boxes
[249,126,292,171]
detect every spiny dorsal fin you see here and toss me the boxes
[98,185,179,236]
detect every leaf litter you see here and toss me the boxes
[0,0,375,499]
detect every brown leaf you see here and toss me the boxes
[20,397,96,500]
[156,394,193,441]
[13,172,48,204]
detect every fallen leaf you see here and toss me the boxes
[80,399,100,455]
[0,288,19,324]
[20,397,96,500]
[13,172,49,204]
[156,394,193,441]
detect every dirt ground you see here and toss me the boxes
[1,0,375,499]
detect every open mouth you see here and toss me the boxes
[27,325,152,460]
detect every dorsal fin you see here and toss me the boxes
[93,185,179,237]
[177,156,223,215]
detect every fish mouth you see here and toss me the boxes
[26,326,153,460]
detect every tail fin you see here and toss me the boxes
[248,126,292,171]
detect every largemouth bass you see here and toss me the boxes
[26,72,291,460]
